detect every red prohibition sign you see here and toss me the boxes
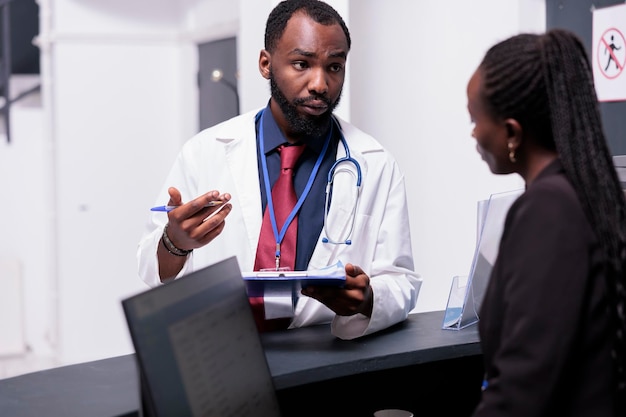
[597,27,626,80]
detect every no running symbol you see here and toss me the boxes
[598,28,626,80]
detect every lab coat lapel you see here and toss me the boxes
[219,114,264,264]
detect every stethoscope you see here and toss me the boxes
[322,130,362,245]
[257,109,362,258]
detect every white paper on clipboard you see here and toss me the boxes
[242,261,346,319]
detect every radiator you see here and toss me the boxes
[0,259,26,356]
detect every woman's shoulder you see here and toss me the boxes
[515,170,586,226]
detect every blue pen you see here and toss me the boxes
[150,200,224,212]
[150,205,178,212]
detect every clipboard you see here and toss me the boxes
[242,262,346,297]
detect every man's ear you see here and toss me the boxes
[259,50,271,80]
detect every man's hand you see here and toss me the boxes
[164,187,232,251]
[301,263,373,317]
[158,187,232,281]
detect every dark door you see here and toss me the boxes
[198,37,238,131]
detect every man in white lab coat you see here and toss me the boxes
[137,0,421,340]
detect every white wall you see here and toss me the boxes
[349,0,543,312]
[0,81,49,362]
[46,0,199,364]
[0,0,544,376]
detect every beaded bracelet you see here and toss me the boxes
[161,223,192,257]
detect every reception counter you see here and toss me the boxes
[0,310,483,417]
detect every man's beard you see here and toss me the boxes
[270,71,341,138]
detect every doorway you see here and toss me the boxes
[197,37,239,131]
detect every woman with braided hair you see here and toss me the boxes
[467,29,626,417]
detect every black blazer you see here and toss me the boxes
[473,159,615,417]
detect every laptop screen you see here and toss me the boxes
[122,256,282,417]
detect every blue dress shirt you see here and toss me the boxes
[255,105,339,271]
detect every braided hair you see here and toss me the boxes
[264,0,351,53]
[480,29,626,414]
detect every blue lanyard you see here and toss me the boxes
[258,109,332,261]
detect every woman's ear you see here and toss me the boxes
[505,118,523,147]
[259,50,271,80]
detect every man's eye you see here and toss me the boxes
[293,62,308,70]
[329,64,344,73]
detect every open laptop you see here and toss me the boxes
[121,256,282,417]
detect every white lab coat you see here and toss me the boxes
[137,108,421,340]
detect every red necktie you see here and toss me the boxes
[251,144,305,332]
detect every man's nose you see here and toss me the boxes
[308,67,328,95]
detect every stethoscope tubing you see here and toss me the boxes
[256,109,362,247]
[322,127,362,245]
